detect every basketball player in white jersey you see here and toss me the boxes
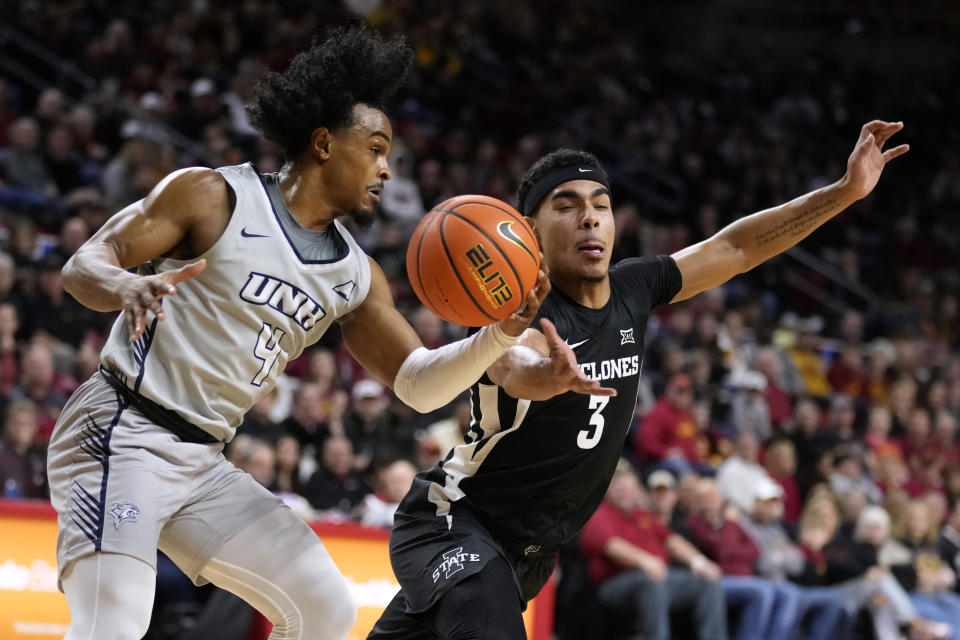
[46,27,548,640]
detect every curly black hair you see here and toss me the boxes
[516,149,609,216]
[247,25,413,159]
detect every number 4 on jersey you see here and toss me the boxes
[577,395,609,449]
[252,322,286,386]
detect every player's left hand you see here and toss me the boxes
[842,120,909,200]
[498,254,551,337]
[539,318,617,397]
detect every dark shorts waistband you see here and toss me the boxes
[99,367,220,445]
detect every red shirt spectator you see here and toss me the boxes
[685,515,759,576]
[686,477,760,576]
[634,374,699,464]
[581,500,671,585]
[827,345,869,400]
[764,383,793,429]
[764,438,802,523]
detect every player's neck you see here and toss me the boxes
[277,163,337,231]
[551,273,610,309]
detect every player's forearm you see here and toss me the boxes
[63,242,140,312]
[392,324,518,413]
[716,179,859,272]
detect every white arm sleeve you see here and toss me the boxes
[393,323,518,413]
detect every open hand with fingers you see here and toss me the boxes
[843,120,910,200]
[121,259,207,341]
[539,318,617,398]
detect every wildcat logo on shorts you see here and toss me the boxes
[432,547,481,583]
[620,328,635,345]
[110,502,141,529]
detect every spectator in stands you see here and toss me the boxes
[303,435,368,520]
[0,252,19,310]
[230,435,276,488]
[0,117,56,195]
[896,501,960,629]
[786,316,831,398]
[8,341,68,442]
[765,438,801,524]
[0,399,48,498]
[414,438,444,471]
[937,502,960,594]
[829,447,884,505]
[852,505,954,640]
[581,460,727,640]
[272,434,303,496]
[728,369,772,443]
[646,469,689,533]
[825,393,859,449]
[345,378,407,472]
[754,346,794,429]
[634,374,704,473]
[22,252,89,347]
[867,405,905,466]
[239,387,280,443]
[421,394,471,457]
[717,432,771,514]
[359,459,417,528]
[933,412,960,469]
[790,397,832,494]
[281,381,341,454]
[0,302,20,396]
[739,478,849,640]
[44,123,86,195]
[686,477,782,640]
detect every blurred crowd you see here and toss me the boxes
[1,0,959,638]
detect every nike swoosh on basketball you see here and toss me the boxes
[566,338,589,349]
[241,228,269,238]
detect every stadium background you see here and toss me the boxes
[0,0,958,638]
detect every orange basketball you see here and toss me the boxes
[406,195,541,327]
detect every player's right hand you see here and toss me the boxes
[121,259,206,341]
[498,255,550,337]
[539,318,616,397]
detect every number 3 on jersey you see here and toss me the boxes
[252,322,286,386]
[577,395,609,449]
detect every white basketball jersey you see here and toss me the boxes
[100,163,371,441]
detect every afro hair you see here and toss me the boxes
[247,25,413,159]
[516,149,609,216]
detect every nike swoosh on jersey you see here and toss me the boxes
[565,338,589,349]
[240,228,269,238]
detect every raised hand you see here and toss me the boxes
[121,259,207,340]
[498,255,551,337]
[843,120,910,200]
[539,318,616,397]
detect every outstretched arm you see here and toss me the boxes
[671,120,909,302]
[339,257,551,412]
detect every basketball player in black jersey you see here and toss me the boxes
[369,120,908,639]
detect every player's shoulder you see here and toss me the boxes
[609,255,676,279]
[148,166,230,209]
[609,254,681,308]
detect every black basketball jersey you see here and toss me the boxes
[411,255,682,553]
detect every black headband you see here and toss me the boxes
[521,165,610,217]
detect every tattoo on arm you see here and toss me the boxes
[754,198,840,247]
